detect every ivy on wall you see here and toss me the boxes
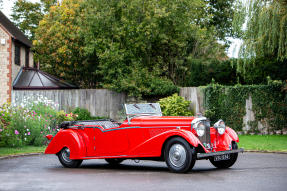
[202,81,287,134]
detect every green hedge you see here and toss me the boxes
[202,81,287,134]
[176,58,287,87]
[177,59,238,87]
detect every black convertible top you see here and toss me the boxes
[60,119,121,129]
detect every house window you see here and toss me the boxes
[25,48,29,67]
[15,43,20,66]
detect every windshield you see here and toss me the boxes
[124,103,162,116]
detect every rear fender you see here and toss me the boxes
[45,129,86,159]
[225,127,239,142]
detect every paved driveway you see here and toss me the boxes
[0,152,286,191]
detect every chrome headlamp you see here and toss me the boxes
[214,119,226,135]
[193,121,205,137]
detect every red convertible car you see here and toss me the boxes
[45,103,243,173]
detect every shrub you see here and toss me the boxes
[72,107,106,120]
[159,94,194,116]
[72,107,92,120]
[56,110,77,124]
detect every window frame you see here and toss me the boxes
[25,48,30,67]
[14,42,21,66]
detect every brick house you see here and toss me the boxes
[0,11,33,105]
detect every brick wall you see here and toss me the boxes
[0,25,34,106]
[0,26,11,105]
[11,42,20,83]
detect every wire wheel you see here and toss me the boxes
[61,147,72,163]
[58,147,83,168]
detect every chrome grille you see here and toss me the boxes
[198,120,211,149]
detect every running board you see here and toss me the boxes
[197,148,244,159]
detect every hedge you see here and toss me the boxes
[202,81,287,134]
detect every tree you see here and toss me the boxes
[234,0,287,61]
[204,0,237,40]
[34,0,98,88]
[11,0,57,40]
[34,0,227,97]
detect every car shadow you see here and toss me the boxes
[48,161,227,174]
[80,163,170,172]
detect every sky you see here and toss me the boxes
[1,0,241,58]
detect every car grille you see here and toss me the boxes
[198,120,211,150]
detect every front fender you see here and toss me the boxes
[162,129,201,147]
[128,129,201,156]
[45,129,86,159]
[225,127,239,142]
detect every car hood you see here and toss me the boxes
[130,116,197,127]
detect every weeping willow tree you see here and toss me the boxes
[234,0,287,63]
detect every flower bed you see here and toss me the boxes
[0,96,76,147]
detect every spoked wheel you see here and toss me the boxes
[209,142,238,169]
[105,158,125,165]
[58,147,83,168]
[164,137,196,173]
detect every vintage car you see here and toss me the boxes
[45,103,243,173]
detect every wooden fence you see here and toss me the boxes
[12,89,126,119]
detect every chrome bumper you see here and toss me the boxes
[197,148,244,159]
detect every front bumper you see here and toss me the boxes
[197,148,244,159]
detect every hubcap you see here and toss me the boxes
[169,144,187,167]
[62,148,71,163]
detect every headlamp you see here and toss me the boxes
[193,121,205,137]
[214,119,226,135]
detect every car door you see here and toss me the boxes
[93,127,130,156]
[84,127,97,157]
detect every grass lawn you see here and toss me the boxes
[238,135,287,152]
[0,146,46,157]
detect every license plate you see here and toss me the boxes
[214,154,230,161]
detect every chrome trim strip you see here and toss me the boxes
[68,125,191,132]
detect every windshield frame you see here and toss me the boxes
[124,103,162,123]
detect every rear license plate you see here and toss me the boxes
[214,154,230,161]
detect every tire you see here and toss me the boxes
[209,142,238,169]
[105,158,124,165]
[164,137,196,173]
[58,147,83,168]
